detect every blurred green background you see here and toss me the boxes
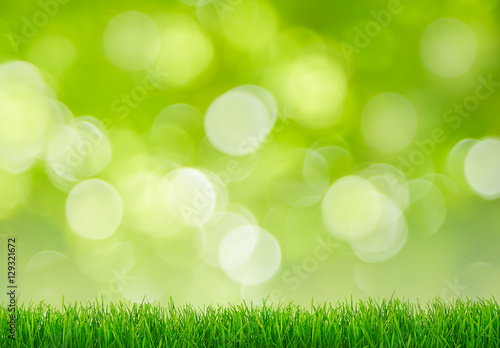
[0,0,500,307]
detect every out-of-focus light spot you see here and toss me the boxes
[198,169,228,217]
[219,225,281,285]
[232,85,278,126]
[350,194,407,263]
[72,117,112,176]
[119,172,177,237]
[204,87,275,156]
[359,164,410,211]
[361,93,418,153]
[322,176,383,241]
[0,61,58,174]
[28,35,76,81]
[420,17,476,77]
[284,53,347,129]
[198,210,255,267]
[303,151,330,197]
[167,168,227,226]
[465,138,500,199]
[66,179,123,240]
[74,240,135,283]
[0,99,52,172]
[150,104,203,164]
[153,13,213,87]
[407,179,446,235]
[46,116,112,190]
[221,226,257,274]
[220,1,278,52]
[445,138,478,191]
[46,125,84,183]
[103,11,160,71]
[0,60,43,84]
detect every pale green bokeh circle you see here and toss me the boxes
[350,194,407,263]
[103,11,160,71]
[420,17,476,77]
[322,176,383,241]
[361,93,418,153]
[204,89,271,156]
[219,225,281,285]
[66,179,123,240]
[465,138,500,199]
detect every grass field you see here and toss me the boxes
[1,298,499,347]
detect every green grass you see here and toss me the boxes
[1,298,499,347]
